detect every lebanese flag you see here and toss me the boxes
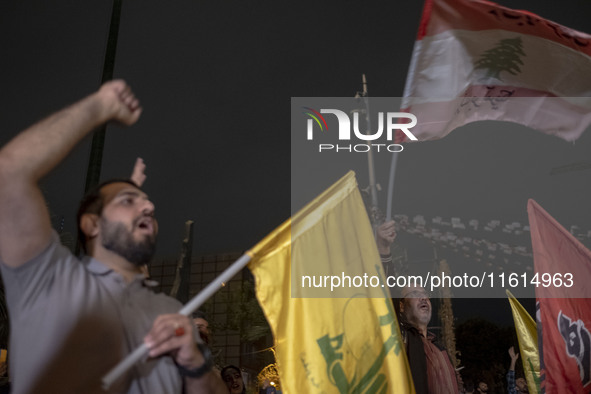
[528,199,591,393]
[400,0,591,142]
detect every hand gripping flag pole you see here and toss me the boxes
[101,253,253,389]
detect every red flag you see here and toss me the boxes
[401,0,591,142]
[528,199,591,393]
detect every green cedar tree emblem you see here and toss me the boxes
[475,37,526,81]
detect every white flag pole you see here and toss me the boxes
[386,152,399,221]
[101,253,253,389]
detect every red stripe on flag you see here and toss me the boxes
[403,0,591,142]
[416,0,434,41]
[418,0,591,56]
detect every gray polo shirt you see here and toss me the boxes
[0,232,184,394]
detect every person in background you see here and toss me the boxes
[507,346,529,394]
[476,381,489,393]
[398,285,459,394]
[192,311,212,345]
[221,365,246,394]
[377,221,458,394]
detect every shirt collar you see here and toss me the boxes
[426,331,437,342]
[83,256,159,287]
[83,255,113,276]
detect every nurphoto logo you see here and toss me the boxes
[302,107,418,153]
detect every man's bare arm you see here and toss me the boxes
[0,80,141,267]
[508,346,519,371]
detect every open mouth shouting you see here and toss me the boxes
[134,216,155,235]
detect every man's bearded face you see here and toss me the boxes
[100,215,156,266]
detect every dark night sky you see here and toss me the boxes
[0,0,424,257]
[1,0,591,325]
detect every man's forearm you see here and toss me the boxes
[177,343,226,393]
[0,92,111,182]
[184,372,226,394]
[0,80,141,266]
[0,93,108,265]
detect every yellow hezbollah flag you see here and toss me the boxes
[506,290,541,394]
[247,171,414,393]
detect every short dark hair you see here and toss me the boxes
[221,365,241,375]
[76,178,139,252]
